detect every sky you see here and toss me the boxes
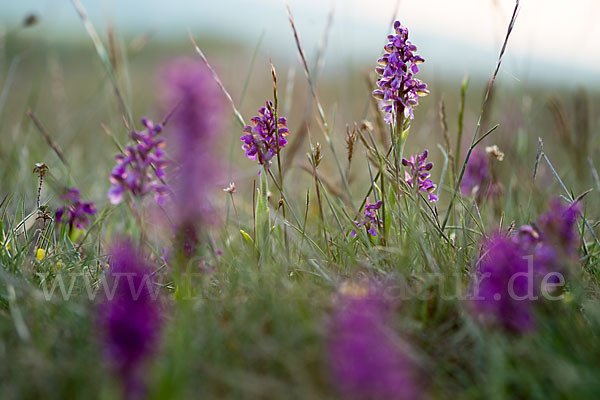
[1,0,599,86]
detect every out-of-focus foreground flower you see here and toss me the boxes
[469,198,580,333]
[328,282,423,400]
[536,198,580,256]
[97,241,162,400]
[470,235,537,333]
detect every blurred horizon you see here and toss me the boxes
[1,0,599,89]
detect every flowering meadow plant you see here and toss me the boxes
[373,21,429,123]
[108,118,169,206]
[3,2,600,399]
[402,150,438,202]
[55,187,96,230]
[240,100,289,169]
[352,199,383,237]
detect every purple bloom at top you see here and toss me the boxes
[402,150,438,202]
[241,101,289,169]
[352,199,383,237]
[328,282,423,400]
[161,58,224,226]
[55,188,96,230]
[373,21,429,123]
[108,118,169,206]
[97,241,162,400]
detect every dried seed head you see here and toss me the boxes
[223,182,236,194]
[33,163,49,210]
[270,61,278,93]
[23,14,39,27]
[346,126,358,163]
[33,162,48,177]
[485,145,504,161]
[311,142,322,168]
[360,120,374,131]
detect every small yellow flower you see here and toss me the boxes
[54,260,63,271]
[339,282,370,299]
[35,248,46,260]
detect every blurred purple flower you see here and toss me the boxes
[352,199,383,237]
[161,58,224,255]
[460,148,504,204]
[55,188,96,230]
[516,224,541,247]
[373,21,429,123]
[460,149,489,198]
[522,198,581,288]
[108,118,169,205]
[328,282,423,400]
[470,235,538,333]
[402,150,438,202]
[240,101,289,168]
[162,58,223,220]
[536,198,580,256]
[97,241,162,400]
[470,198,579,333]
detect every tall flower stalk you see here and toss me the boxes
[162,59,222,246]
[241,100,290,258]
[373,21,429,177]
[161,58,224,296]
[371,20,429,226]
